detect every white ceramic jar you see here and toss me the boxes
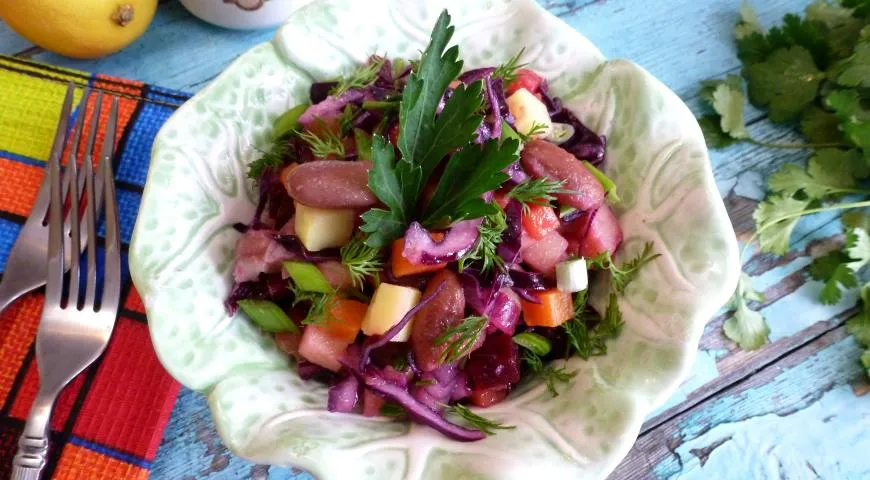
[179,0,314,29]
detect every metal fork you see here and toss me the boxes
[10,90,122,480]
[0,86,105,315]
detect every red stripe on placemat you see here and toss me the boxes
[8,360,88,432]
[71,316,179,460]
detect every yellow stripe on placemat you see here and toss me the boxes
[0,57,87,162]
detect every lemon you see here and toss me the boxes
[0,0,158,59]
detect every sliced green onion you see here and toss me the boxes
[354,128,373,161]
[512,332,551,356]
[237,300,300,334]
[582,160,621,203]
[272,103,310,140]
[283,261,332,293]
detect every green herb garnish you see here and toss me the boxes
[457,203,506,273]
[443,404,515,435]
[340,235,384,289]
[331,58,386,96]
[434,315,488,364]
[289,282,337,325]
[512,332,551,356]
[563,292,623,360]
[298,122,346,159]
[237,299,300,334]
[507,178,573,210]
[248,138,291,179]
[492,47,527,86]
[587,242,661,293]
[380,403,406,417]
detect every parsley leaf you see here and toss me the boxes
[826,89,870,153]
[752,196,811,254]
[422,139,517,227]
[745,46,826,122]
[443,404,515,435]
[587,242,661,293]
[768,149,867,199]
[808,228,870,305]
[361,135,421,247]
[847,227,870,271]
[723,273,770,350]
[820,263,858,304]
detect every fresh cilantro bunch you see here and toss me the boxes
[699,1,870,375]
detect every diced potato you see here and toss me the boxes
[506,88,552,139]
[556,258,588,293]
[294,202,355,251]
[298,324,350,372]
[361,283,422,342]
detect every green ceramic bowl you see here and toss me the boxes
[130,1,740,478]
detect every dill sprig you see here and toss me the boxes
[298,125,346,159]
[340,236,384,288]
[434,315,488,364]
[458,204,506,273]
[492,48,527,85]
[443,404,515,435]
[248,137,292,179]
[587,242,661,293]
[507,177,575,210]
[289,282,337,325]
[331,58,386,96]
[563,292,623,360]
[516,121,549,142]
[519,340,576,397]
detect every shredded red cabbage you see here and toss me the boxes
[299,88,367,128]
[328,374,360,413]
[508,269,549,290]
[402,220,481,266]
[458,67,495,83]
[273,235,341,262]
[497,200,524,265]
[552,108,606,166]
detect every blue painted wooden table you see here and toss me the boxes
[3,0,869,478]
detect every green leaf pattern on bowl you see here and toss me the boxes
[130,1,740,478]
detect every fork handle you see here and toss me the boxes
[11,391,56,480]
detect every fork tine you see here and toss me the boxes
[45,84,75,307]
[66,88,90,309]
[100,98,121,311]
[82,92,103,309]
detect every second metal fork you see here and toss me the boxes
[10,85,122,480]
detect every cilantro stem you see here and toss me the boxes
[741,200,870,260]
[746,138,850,150]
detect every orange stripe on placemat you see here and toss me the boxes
[0,293,42,406]
[7,359,87,432]
[0,157,43,218]
[92,75,143,97]
[53,443,148,480]
[69,91,138,169]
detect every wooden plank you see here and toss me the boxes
[613,326,870,479]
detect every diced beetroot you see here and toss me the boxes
[579,204,623,258]
[274,332,302,358]
[522,230,568,275]
[465,333,520,390]
[317,261,354,289]
[362,388,386,417]
[469,386,509,407]
[298,325,351,372]
[507,69,544,95]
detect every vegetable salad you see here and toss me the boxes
[226,10,658,441]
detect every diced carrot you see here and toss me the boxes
[470,386,509,407]
[520,289,573,327]
[391,234,448,277]
[522,203,560,239]
[322,299,368,344]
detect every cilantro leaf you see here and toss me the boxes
[800,106,844,144]
[862,349,870,376]
[847,227,870,271]
[735,1,764,40]
[698,114,739,149]
[422,139,517,226]
[805,2,866,59]
[711,75,750,139]
[820,263,858,304]
[826,89,870,152]
[723,273,770,350]
[361,135,421,247]
[809,250,851,281]
[843,211,870,231]
[844,0,870,19]
[836,42,870,87]
[769,149,866,199]
[745,46,826,122]
[752,196,811,254]
[847,284,870,346]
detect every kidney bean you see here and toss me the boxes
[284,160,376,208]
[411,270,469,372]
[520,139,605,211]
